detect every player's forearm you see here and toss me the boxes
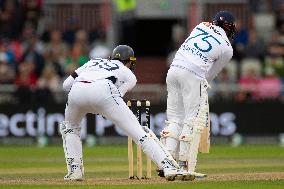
[118,83,134,97]
[206,51,232,82]
[63,75,75,92]
[206,63,225,83]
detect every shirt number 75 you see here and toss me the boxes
[185,27,221,52]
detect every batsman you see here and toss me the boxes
[160,11,236,179]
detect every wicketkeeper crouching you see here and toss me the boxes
[60,45,194,181]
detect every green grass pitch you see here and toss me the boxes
[0,144,283,189]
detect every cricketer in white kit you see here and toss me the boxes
[161,11,236,179]
[60,45,184,181]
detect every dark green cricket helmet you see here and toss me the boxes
[111,45,136,71]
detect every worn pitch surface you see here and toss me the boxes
[0,145,283,188]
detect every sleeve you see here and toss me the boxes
[74,60,91,75]
[62,75,75,92]
[62,61,90,91]
[118,69,137,97]
[206,48,233,83]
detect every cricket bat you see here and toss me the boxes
[199,115,210,153]
[199,90,210,154]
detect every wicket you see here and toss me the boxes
[127,99,152,179]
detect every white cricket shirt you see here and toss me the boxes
[75,58,137,96]
[172,22,233,82]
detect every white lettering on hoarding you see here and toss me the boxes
[0,114,9,137]
[10,114,25,136]
[0,107,87,139]
[95,112,237,137]
[0,108,237,137]
[210,112,236,136]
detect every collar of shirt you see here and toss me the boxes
[213,25,227,38]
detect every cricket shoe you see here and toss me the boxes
[64,163,84,181]
[161,158,180,181]
[178,171,195,181]
[193,172,207,179]
[176,166,195,181]
[177,170,207,181]
[156,169,165,177]
[163,167,179,181]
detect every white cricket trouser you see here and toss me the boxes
[166,66,204,167]
[64,79,172,169]
[166,66,202,124]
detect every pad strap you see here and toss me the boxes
[179,122,194,142]
[142,126,180,169]
[160,120,182,139]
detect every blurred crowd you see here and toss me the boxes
[0,0,110,103]
[215,2,284,102]
[0,0,284,104]
[167,1,284,102]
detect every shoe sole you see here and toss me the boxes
[195,174,207,179]
[64,175,83,181]
[64,177,83,181]
[165,174,177,181]
[176,174,195,181]
[157,170,165,177]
